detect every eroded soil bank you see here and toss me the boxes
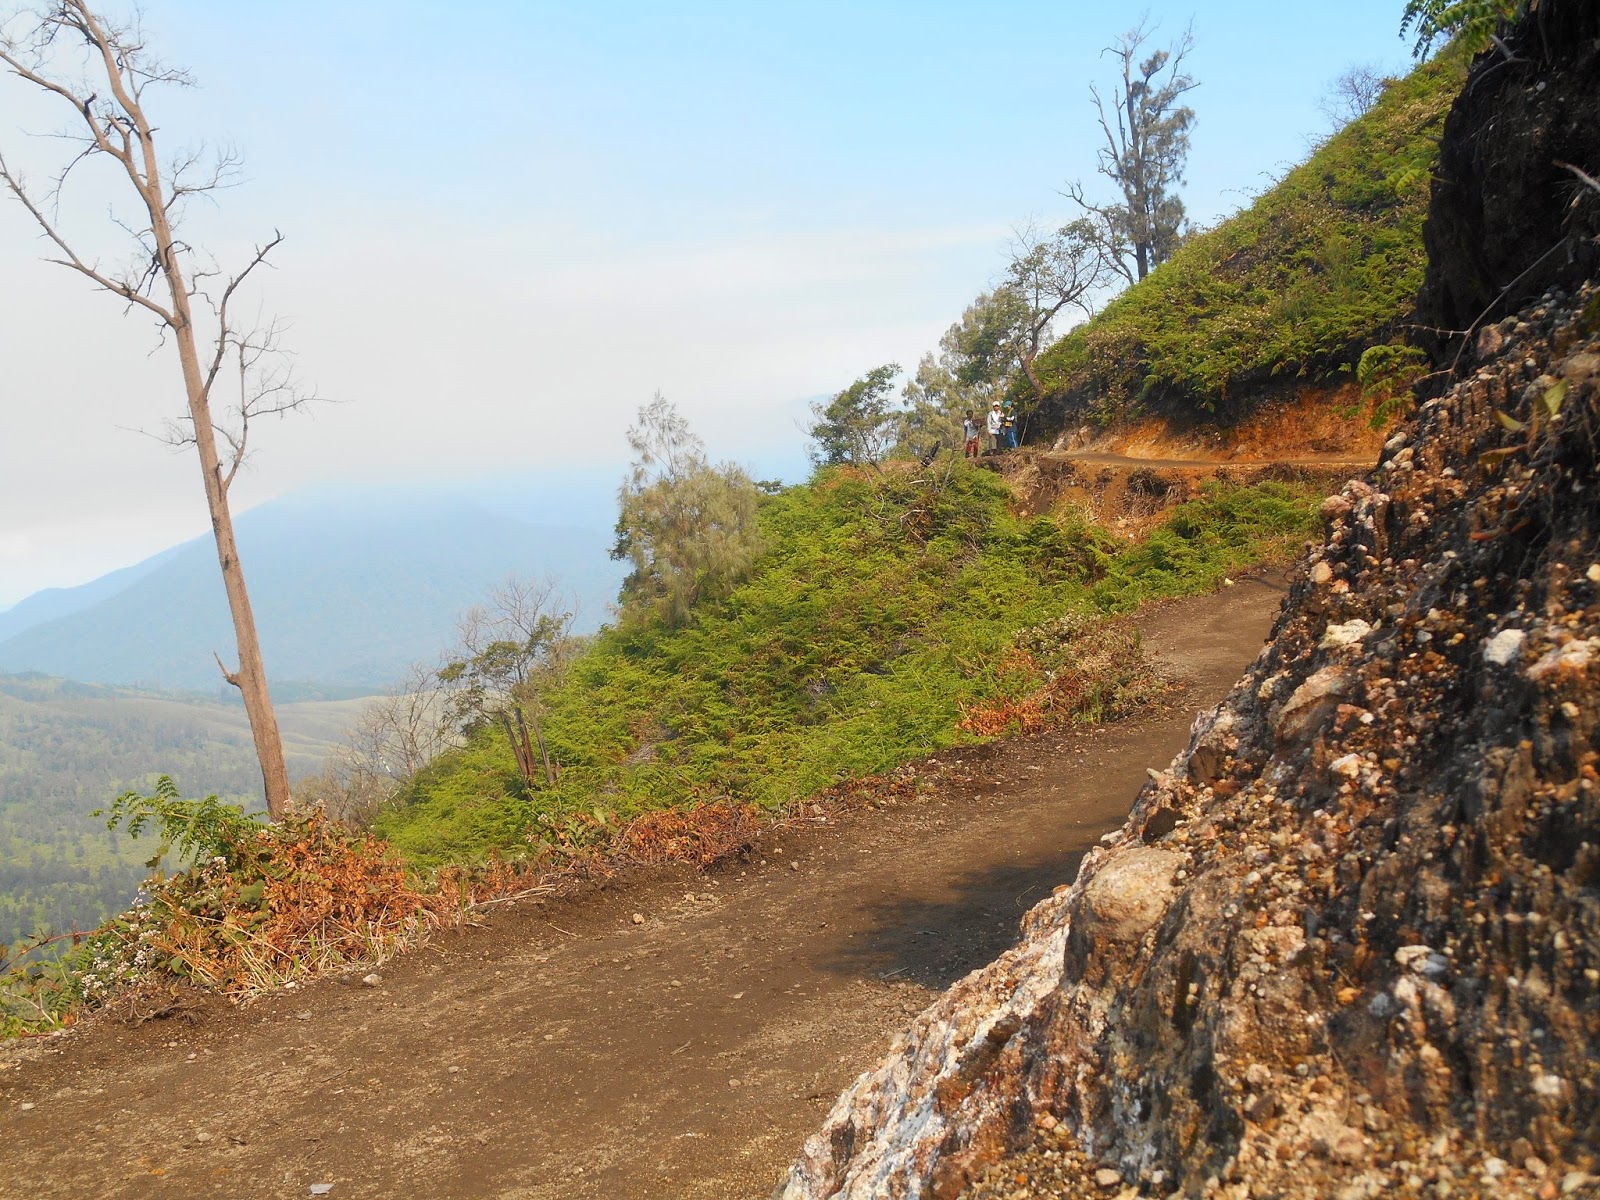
[0,579,1287,1200]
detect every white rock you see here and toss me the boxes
[1482,629,1526,666]
[1394,945,1434,968]
[1533,1073,1564,1098]
[1527,638,1598,681]
[1330,754,1364,779]
[1094,1167,1122,1188]
[1321,619,1372,650]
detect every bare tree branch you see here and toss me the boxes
[0,0,309,818]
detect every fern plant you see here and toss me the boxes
[94,776,265,870]
[1400,0,1523,56]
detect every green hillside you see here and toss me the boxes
[376,465,1321,867]
[1035,46,1469,426]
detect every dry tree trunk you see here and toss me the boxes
[0,1,298,816]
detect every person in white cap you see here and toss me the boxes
[986,401,1004,454]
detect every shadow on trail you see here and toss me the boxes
[815,847,1094,991]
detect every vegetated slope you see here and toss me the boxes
[377,466,1321,868]
[0,492,621,694]
[777,10,1600,1194]
[1034,47,1468,428]
[0,674,362,948]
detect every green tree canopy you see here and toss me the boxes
[612,394,763,628]
[901,292,1027,452]
[808,364,904,468]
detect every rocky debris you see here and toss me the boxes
[776,279,1600,1200]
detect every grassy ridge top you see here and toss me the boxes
[1037,47,1469,424]
[376,466,1321,868]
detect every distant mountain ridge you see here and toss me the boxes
[0,488,623,692]
[0,544,184,643]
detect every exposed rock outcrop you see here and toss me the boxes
[778,275,1600,1200]
[1416,0,1600,357]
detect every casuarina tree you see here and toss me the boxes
[1067,20,1199,284]
[612,394,763,628]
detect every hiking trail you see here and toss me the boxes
[1,578,1288,1200]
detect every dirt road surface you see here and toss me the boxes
[0,579,1286,1200]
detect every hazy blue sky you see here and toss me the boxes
[1,0,1417,607]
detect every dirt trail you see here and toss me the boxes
[0,580,1287,1200]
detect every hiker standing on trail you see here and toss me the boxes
[987,401,1004,454]
[962,411,981,460]
[1002,401,1018,450]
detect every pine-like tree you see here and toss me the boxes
[1067,21,1199,284]
[612,395,763,628]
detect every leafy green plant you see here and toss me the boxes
[378,466,1324,867]
[1400,0,1522,56]
[1357,342,1433,425]
[94,776,265,870]
[0,930,84,1035]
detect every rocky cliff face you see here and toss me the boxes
[1417,0,1600,355]
[777,278,1600,1200]
[776,14,1600,1192]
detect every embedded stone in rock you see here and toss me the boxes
[1320,620,1372,651]
[1476,324,1506,360]
[1563,350,1600,384]
[1329,753,1363,780]
[1526,638,1597,682]
[1187,709,1237,787]
[1076,847,1185,943]
[1483,628,1527,667]
[1272,666,1351,747]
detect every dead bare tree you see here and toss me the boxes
[1318,64,1390,128]
[0,2,309,817]
[298,663,454,829]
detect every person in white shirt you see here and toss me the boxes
[986,402,1004,454]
